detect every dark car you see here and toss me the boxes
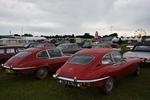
[24,42,56,48]
[23,42,39,48]
[82,41,96,48]
[53,48,142,95]
[2,48,71,79]
[57,43,83,54]
[36,43,56,48]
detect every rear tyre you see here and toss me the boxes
[133,66,140,76]
[34,67,49,79]
[100,77,114,95]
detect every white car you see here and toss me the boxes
[123,43,150,64]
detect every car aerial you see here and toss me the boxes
[123,43,150,64]
[0,45,26,69]
[2,48,71,79]
[57,43,83,54]
[53,48,142,95]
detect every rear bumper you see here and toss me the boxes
[1,64,36,70]
[53,74,109,87]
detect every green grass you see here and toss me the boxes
[0,44,150,100]
[0,67,150,100]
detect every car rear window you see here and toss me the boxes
[68,55,94,65]
[15,51,31,58]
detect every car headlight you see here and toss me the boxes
[130,48,133,50]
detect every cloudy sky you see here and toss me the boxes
[0,0,150,37]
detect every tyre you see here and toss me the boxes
[34,67,49,79]
[100,77,114,95]
[133,66,140,76]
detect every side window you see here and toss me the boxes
[111,51,122,63]
[6,48,15,54]
[102,53,113,64]
[48,49,62,58]
[37,51,49,58]
[0,49,5,55]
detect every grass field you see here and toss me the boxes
[0,44,150,100]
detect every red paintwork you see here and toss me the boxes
[54,48,142,88]
[3,48,70,75]
[0,45,26,63]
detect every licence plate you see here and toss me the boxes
[6,69,14,74]
[59,80,76,86]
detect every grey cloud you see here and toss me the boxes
[0,0,150,36]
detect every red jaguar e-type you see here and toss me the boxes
[2,47,71,79]
[53,48,142,95]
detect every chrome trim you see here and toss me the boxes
[2,65,36,70]
[53,74,109,83]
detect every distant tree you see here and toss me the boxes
[23,33,33,37]
[83,33,94,39]
[109,33,118,37]
[14,34,20,36]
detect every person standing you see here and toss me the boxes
[118,38,122,48]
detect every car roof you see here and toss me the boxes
[75,48,116,57]
[0,45,25,48]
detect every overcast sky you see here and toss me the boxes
[0,0,150,37]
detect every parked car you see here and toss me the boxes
[2,48,71,79]
[36,43,56,48]
[0,45,26,69]
[126,42,138,51]
[57,43,83,54]
[53,48,142,95]
[23,42,39,48]
[82,41,95,48]
[24,42,56,48]
[55,39,70,46]
[123,43,150,64]
[92,43,113,48]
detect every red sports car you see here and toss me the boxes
[53,48,142,95]
[2,48,71,79]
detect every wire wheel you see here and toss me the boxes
[34,67,49,79]
[100,77,114,95]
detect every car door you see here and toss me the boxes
[110,51,130,80]
[47,49,68,71]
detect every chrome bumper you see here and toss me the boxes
[53,74,109,83]
[1,64,36,70]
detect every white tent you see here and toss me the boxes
[111,37,119,42]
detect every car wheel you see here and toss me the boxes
[34,67,49,79]
[100,77,114,95]
[133,66,140,76]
